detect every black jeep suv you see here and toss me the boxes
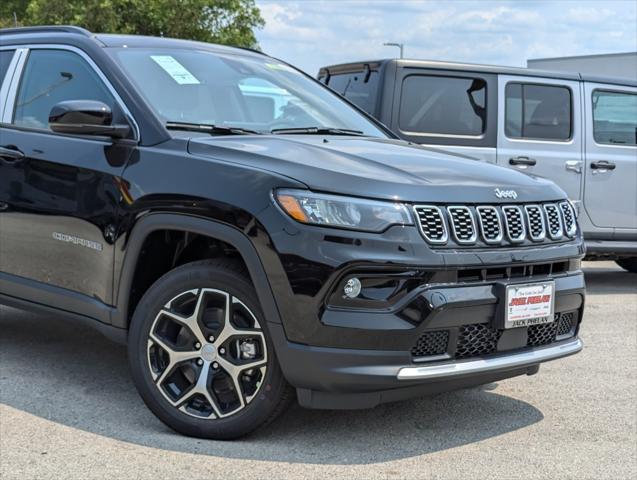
[0,27,585,439]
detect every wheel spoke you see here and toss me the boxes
[149,332,199,384]
[159,304,207,345]
[216,357,247,408]
[214,296,264,347]
[175,362,224,417]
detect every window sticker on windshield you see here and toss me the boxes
[150,55,200,85]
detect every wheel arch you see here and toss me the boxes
[111,213,283,329]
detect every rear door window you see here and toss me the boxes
[505,83,572,141]
[591,90,637,146]
[398,75,487,136]
[327,70,380,115]
[0,50,15,85]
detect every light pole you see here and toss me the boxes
[383,42,404,59]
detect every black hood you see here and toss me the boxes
[188,135,565,203]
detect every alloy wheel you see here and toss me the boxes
[146,288,268,419]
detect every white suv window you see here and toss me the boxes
[505,83,572,141]
[592,90,637,146]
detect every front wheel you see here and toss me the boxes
[128,259,291,439]
[616,257,637,273]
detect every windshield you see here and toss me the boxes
[109,48,387,137]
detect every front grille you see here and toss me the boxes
[544,204,563,239]
[456,323,502,359]
[502,206,525,242]
[414,206,448,244]
[411,330,449,357]
[527,321,559,346]
[476,206,503,243]
[448,206,477,243]
[524,205,546,241]
[411,310,579,360]
[559,201,577,237]
[556,311,576,337]
[414,202,576,247]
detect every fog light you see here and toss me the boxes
[343,277,362,298]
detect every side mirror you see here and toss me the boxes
[49,100,130,139]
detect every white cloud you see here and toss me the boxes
[255,0,637,74]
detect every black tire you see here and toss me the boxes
[616,257,637,273]
[128,259,291,439]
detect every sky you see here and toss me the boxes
[254,0,637,75]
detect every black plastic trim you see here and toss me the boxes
[111,213,283,329]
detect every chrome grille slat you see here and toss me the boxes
[559,201,577,237]
[476,206,503,244]
[413,205,448,244]
[447,206,477,244]
[502,205,526,243]
[524,205,546,241]
[544,204,563,239]
[413,202,576,247]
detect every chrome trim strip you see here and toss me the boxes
[502,205,526,243]
[447,205,477,245]
[476,205,503,244]
[544,203,564,240]
[397,338,583,380]
[524,204,547,242]
[0,44,140,141]
[413,205,449,245]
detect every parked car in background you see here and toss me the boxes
[318,60,637,272]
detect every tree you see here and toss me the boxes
[0,0,264,48]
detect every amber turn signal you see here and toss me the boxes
[277,194,309,223]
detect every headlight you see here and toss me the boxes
[275,189,413,232]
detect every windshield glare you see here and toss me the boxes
[110,48,387,137]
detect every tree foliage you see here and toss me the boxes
[1,0,264,48]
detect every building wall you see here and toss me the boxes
[528,53,637,81]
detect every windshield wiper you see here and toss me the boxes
[270,126,366,136]
[166,121,261,135]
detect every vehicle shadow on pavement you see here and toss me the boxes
[0,306,547,465]
[583,264,637,296]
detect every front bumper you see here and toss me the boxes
[267,270,585,409]
[270,320,582,409]
[397,337,582,380]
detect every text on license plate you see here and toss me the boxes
[505,282,555,329]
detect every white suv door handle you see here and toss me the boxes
[565,160,582,173]
[590,160,616,174]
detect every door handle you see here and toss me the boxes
[565,160,582,174]
[590,160,616,173]
[0,145,25,163]
[509,156,536,168]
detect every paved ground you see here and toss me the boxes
[1,261,636,479]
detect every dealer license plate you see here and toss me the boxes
[504,282,555,329]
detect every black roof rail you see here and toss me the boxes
[0,25,93,37]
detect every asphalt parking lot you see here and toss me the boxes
[1,261,635,479]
